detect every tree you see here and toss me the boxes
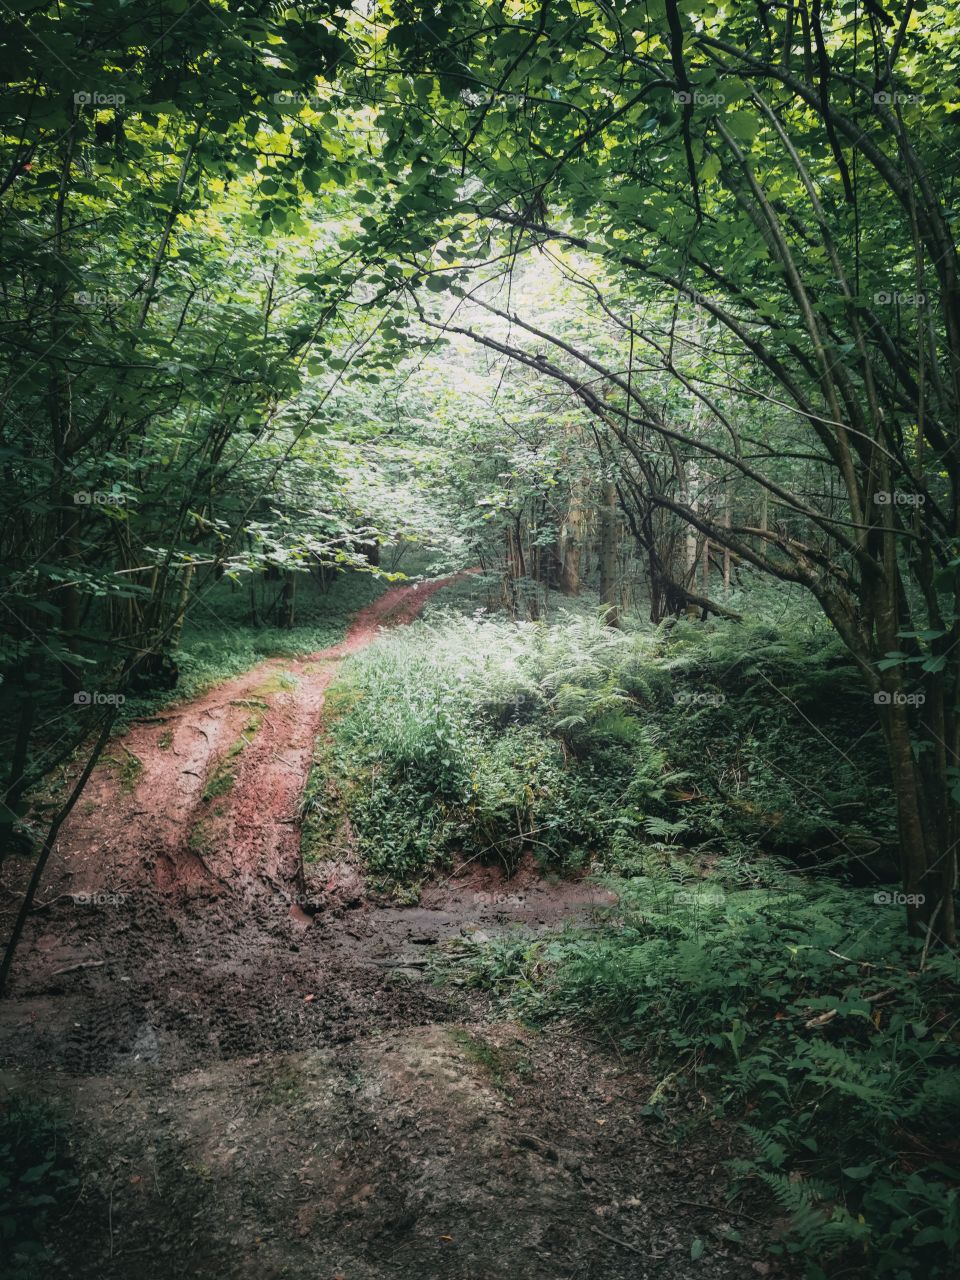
[350,0,960,941]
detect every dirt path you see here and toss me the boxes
[0,579,788,1280]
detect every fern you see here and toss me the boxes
[758,1171,871,1255]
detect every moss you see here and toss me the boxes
[450,1029,510,1091]
[201,717,261,803]
[105,749,143,792]
[262,1063,307,1108]
[202,767,236,803]
[189,819,211,855]
[253,669,298,697]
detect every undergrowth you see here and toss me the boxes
[320,604,955,1276]
[0,1094,78,1278]
[322,609,894,887]
[451,876,960,1278]
[325,611,675,883]
[117,569,387,720]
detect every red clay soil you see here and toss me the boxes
[42,576,468,904]
[0,575,793,1280]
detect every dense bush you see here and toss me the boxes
[324,612,674,881]
[452,874,960,1278]
[322,609,895,885]
[644,615,897,875]
[0,1095,77,1278]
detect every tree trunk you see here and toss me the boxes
[599,478,620,626]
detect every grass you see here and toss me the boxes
[201,766,236,803]
[200,719,261,804]
[317,607,894,889]
[446,870,960,1279]
[104,747,143,792]
[114,569,389,724]
[299,749,340,864]
[0,1094,79,1279]
[450,1028,512,1091]
[188,819,212,856]
[252,669,298,697]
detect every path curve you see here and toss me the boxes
[49,575,467,906]
[0,572,787,1280]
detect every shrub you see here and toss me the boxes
[327,613,674,882]
[543,877,960,1278]
[0,1095,77,1279]
[323,608,895,886]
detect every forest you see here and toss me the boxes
[0,1,958,1277]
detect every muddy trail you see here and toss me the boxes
[0,579,789,1280]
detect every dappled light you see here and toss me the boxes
[1,3,958,1278]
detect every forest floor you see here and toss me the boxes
[0,580,791,1280]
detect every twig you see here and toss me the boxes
[676,1197,768,1225]
[52,959,105,976]
[590,1225,646,1256]
[28,893,78,914]
[920,899,943,972]
[828,949,877,968]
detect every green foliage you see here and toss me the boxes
[120,571,386,715]
[0,1095,77,1279]
[326,605,895,886]
[503,877,960,1278]
[638,614,896,873]
[327,612,673,883]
